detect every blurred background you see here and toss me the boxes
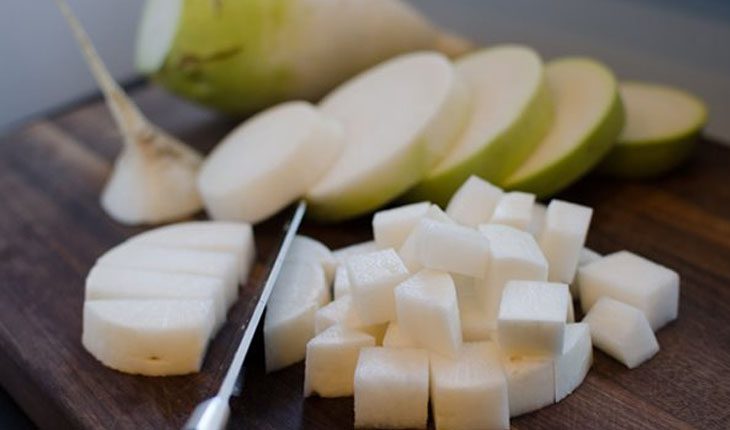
[1,0,729,141]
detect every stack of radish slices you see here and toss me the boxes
[82,222,255,376]
[264,175,680,429]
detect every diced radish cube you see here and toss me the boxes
[477,225,548,324]
[417,220,491,278]
[333,265,351,299]
[354,347,429,429]
[346,249,410,325]
[430,342,509,430]
[287,235,337,285]
[539,200,593,290]
[382,322,418,348]
[264,262,329,372]
[554,323,592,401]
[395,270,462,357]
[446,176,504,227]
[578,251,679,331]
[567,298,575,323]
[502,354,555,417]
[527,202,547,238]
[373,202,431,249]
[583,297,659,369]
[333,241,378,266]
[459,299,494,342]
[579,247,602,267]
[425,204,456,224]
[314,296,387,343]
[497,281,569,356]
[490,191,536,230]
[304,325,375,398]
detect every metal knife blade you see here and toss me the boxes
[183,200,307,430]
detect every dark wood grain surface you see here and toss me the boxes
[0,86,729,429]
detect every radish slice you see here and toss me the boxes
[307,52,469,221]
[504,58,623,197]
[410,45,552,204]
[199,101,344,223]
[82,299,216,376]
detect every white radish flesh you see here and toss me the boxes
[497,281,569,357]
[382,322,418,349]
[354,347,430,429]
[96,244,239,304]
[333,241,378,266]
[445,176,504,228]
[304,325,375,398]
[82,299,215,376]
[490,191,536,231]
[502,354,555,417]
[372,202,431,250]
[430,342,509,430]
[555,323,592,401]
[127,221,256,283]
[85,266,228,330]
[416,219,491,278]
[286,235,338,285]
[578,251,679,331]
[477,224,548,324]
[394,270,462,357]
[307,52,469,221]
[583,297,659,369]
[539,199,593,290]
[411,45,552,204]
[346,249,410,325]
[264,262,330,372]
[199,102,343,223]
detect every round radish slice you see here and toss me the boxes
[306,52,470,221]
[198,101,344,223]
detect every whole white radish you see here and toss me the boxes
[198,102,343,223]
[137,0,473,115]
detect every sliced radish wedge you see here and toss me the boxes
[199,101,344,223]
[126,221,255,283]
[82,299,216,376]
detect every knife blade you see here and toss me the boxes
[183,200,307,430]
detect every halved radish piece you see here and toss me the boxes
[198,101,344,223]
[410,45,553,204]
[82,299,216,376]
[307,52,470,221]
[96,244,239,305]
[504,58,624,197]
[264,261,330,372]
[600,81,707,178]
[126,221,255,283]
[85,266,229,330]
[286,236,337,285]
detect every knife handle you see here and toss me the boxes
[182,397,230,430]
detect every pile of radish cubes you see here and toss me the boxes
[264,175,679,429]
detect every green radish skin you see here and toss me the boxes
[139,0,469,116]
[503,58,625,198]
[599,82,708,178]
[407,45,554,206]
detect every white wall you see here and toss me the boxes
[0,0,144,131]
[2,0,729,140]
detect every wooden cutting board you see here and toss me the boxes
[1,86,729,430]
